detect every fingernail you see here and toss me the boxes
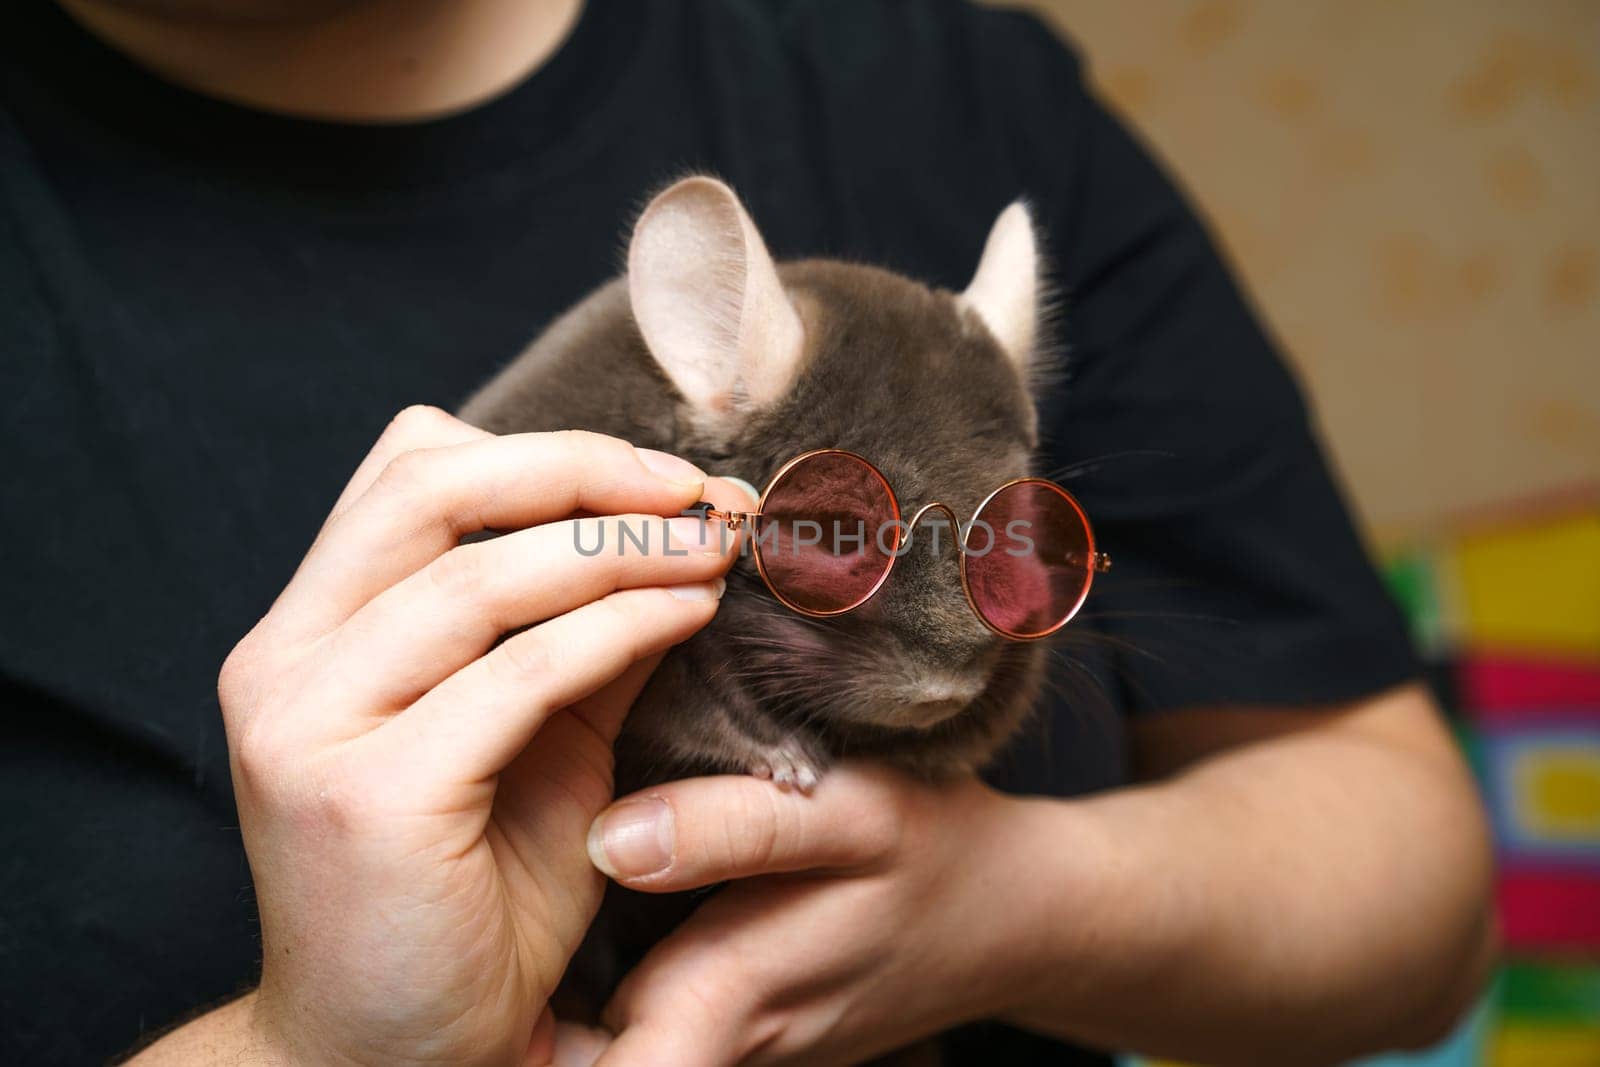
[588,797,674,879]
[666,515,727,556]
[665,577,726,601]
[637,448,705,488]
[552,1023,610,1067]
[715,474,761,506]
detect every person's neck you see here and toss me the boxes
[55,0,585,123]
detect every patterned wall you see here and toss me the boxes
[1009,0,1597,539]
[1370,500,1600,1067]
[999,3,1600,1063]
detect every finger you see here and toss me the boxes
[568,652,663,750]
[491,654,664,854]
[524,1005,558,1067]
[592,1017,734,1067]
[324,405,490,530]
[541,474,752,750]
[301,512,735,718]
[585,766,904,890]
[549,1022,611,1067]
[275,428,709,638]
[597,903,775,1067]
[366,583,725,785]
[315,473,753,714]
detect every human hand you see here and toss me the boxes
[217,406,745,1066]
[570,765,1059,1065]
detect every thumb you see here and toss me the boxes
[585,764,904,891]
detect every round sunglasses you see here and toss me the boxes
[692,449,1111,641]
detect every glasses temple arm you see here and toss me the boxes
[1068,549,1114,573]
[687,501,760,530]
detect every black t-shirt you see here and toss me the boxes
[0,1,1418,1063]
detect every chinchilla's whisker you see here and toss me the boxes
[1062,618,1271,688]
[1047,634,1233,712]
[1041,652,1113,700]
[1051,630,1172,667]
[1075,610,1241,625]
[1040,449,1175,481]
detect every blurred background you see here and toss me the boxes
[1003,2,1599,1064]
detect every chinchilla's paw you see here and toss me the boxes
[746,735,828,794]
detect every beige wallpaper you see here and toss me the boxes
[1005,0,1599,541]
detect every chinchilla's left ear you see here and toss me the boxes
[960,201,1038,368]
[627,176,806,417]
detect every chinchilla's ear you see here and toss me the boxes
[960,201,1038,368]
[628,176,805,416]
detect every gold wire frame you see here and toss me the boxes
[698,448,1112,641]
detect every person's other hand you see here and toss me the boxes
[572,765,1059,1065]
[219,406,744,1066]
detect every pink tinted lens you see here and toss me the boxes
[964,481,1093,639]
[753,452,899,614]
